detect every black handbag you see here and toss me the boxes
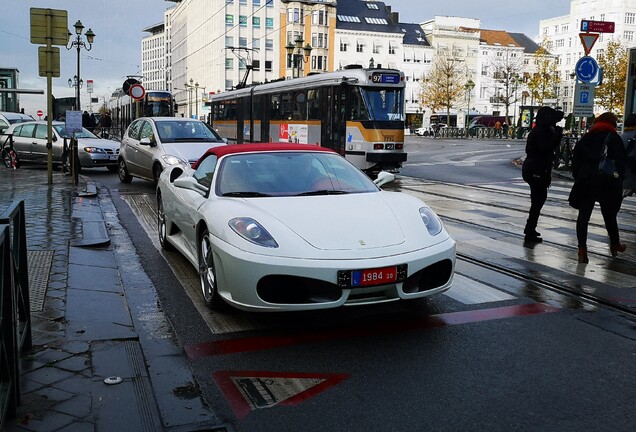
[598,135,619,179]
[568,182,581,209]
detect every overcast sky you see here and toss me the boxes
[1,0,572,116]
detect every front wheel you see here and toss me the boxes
[118,158,132,183]
[198,229,222,309]
[157,195,174,251]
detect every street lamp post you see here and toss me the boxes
[464,79,475,138]
[285,37,312,78]
[184,78,200,118]
[66,20,95,111]
[68,76,84,93]
[512,75,522,135]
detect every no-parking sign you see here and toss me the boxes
[129,83,146,101]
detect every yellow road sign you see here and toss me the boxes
[30,8,68,46]
[38,47,60,77]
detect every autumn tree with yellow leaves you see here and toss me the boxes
[420,52,465,125]
[595,39,628,114]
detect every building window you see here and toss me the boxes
[625,31,634,42]
[265,39,273,50]
[627,12,635,24]
[266,18,274,29]
[225,80,233,91]
[253,0,260,5]
[225,58,234,69]
[287,8,303,23]
[253,17,260,28]
[225,36,233,47]
[389,43,396,55]
[265,60,272,71]
[312,10,326,25]
[239,16,248,27]
[239,37,247,47]
[240,0,247,4]
[340,40,348,52]
[252,38,260,49]
[225,14,234,26]
[356,40,364,53]
[253,60,260,71]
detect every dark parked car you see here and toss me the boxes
[5,121,120,171]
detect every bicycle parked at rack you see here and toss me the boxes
[553,133,576,171]
[1,133,18,169]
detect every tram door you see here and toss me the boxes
[322,86,346,155]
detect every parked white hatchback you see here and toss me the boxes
[118,117,226,184]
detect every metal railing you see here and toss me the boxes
[427,126,525,140]
[0,200,32,428]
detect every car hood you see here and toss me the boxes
[77,137,120,150]
[163,142,224,164]
[245,193,407,250]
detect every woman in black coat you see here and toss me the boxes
[570,112,627,263]
[522,106,564,242]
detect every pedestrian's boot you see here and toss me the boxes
[523,224,542,243]
[610,243,627,257]
[578,247,589,264]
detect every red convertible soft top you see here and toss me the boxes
[192,143,336,169]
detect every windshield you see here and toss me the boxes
[216,151,378,197]
[156,121,223,143]
[144,99,173,117]
[53,125,98,139]
[360,88,404,121]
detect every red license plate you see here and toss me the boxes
[351,266,397,287]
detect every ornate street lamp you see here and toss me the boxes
[464,79,475,138]
[66,20,95,111]
[285,37,312,78]
[68,75,84,90]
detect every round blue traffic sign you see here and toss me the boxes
[575,56,599,83]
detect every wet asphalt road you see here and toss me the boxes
[83,136,636,432]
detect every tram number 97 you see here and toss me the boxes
[371,73,400,84]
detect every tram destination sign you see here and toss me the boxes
[580,20,615,33]
[371,72,400,84]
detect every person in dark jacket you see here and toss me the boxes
[570,112,627,263]
[522,106,564,243]
[82,111,91,129]
[620,113,636,197]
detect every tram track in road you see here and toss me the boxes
[456,252,636,323]
[394,175,636,237]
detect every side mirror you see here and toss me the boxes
[139,137,155,146]
[374,171,395,187]
[173,176,208,196]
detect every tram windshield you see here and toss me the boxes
[143,93,174,117]
[360,87,404,122]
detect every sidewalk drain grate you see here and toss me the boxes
[27,250,54,312]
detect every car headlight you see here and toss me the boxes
[161,154,188,166]
[419,207,443,236]
[83,147,106,154]
[229,217,278,248]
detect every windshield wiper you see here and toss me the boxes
[222,191,272,197]
[296,190,349,196]
[172,137,211,141]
